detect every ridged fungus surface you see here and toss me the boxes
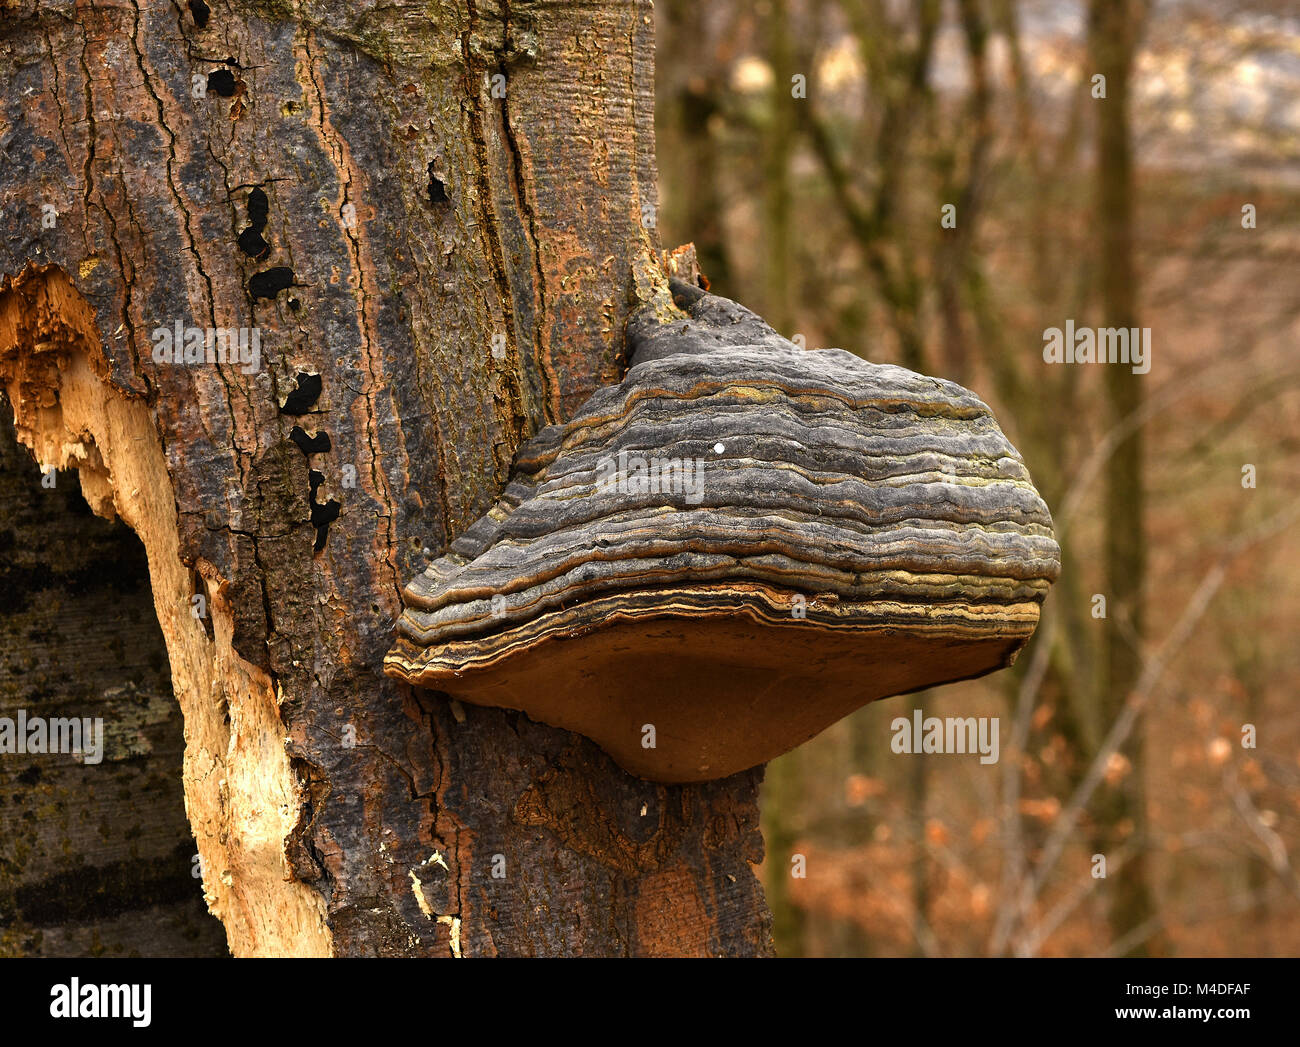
[386,282,1061,781]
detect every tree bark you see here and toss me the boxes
[0,0,772,957]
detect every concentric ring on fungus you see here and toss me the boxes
[385,280,1060,782]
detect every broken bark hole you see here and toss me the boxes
[426,164,448,205]
[0,264,330,956]
[246,187,269,227]
[237,188,271,259]
[279,372,321,414]
[248,266,295,301]
[206,68,238,98]
[288,426,331,456]
[0,411,228,956]
[237,229,270,259]
[307,469,340,552]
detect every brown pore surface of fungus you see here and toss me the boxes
[385,280,1062,782]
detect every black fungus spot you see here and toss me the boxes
[248,266,295,300]
[307,469,341,552]
[289,426,331,455]
[280,372,322,415]
[188,0,211,28]
[427,162,448,205]
[207,68,238,97]
[287,297,301,312]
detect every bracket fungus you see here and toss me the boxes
[385,281,1061,782]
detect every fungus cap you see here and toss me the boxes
[385,283,1060,782]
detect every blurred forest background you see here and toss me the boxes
[655,0,1300,957]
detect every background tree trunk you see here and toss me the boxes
[0,0,772,957]
[1088,0,1161,958]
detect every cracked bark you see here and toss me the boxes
[0,0,772,956]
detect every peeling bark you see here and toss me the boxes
[0,0,772,956]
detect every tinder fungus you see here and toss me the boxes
[385,281,1060,782]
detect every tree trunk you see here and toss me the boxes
[1088,0,1161,957]
[0,0,772,957]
